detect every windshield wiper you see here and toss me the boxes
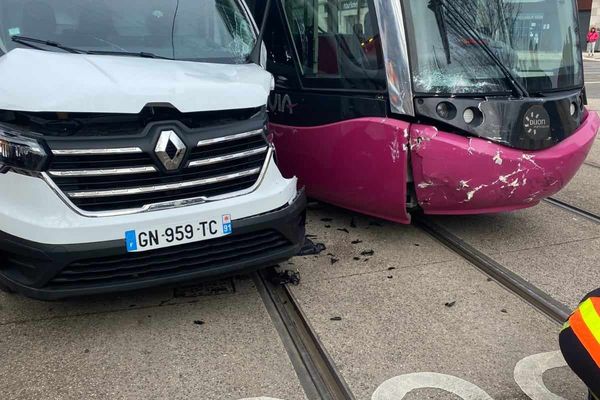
[11,35,170,60]
[11,35,86,54]
[437,0,529,98]
[86,50,171,60]
[428,0,451,64]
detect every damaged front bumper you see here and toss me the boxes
[410,110,600,215]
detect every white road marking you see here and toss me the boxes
[372,372,494,400]
[513,351,567,400]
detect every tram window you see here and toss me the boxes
[281,0,386,90]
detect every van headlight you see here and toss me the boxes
[0,123,47,172]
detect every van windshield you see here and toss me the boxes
[0,0,256,63]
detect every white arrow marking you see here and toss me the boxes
[372,372,494,400]
[514,351,568,400]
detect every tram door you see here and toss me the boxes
[249,0,411,223]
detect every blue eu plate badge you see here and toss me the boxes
[222,214,232,235]
[125,230,138,252]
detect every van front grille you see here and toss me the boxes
[46,129,270,213]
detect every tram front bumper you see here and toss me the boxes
[410,110,600,215]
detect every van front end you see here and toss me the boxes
[0,1,305,300]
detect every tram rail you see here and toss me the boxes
[413,214,571,323]
[254,268,355,400]
[544,197,600,224]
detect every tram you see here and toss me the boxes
[248,0,599,223]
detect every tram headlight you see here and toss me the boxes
[436,102,457,120]
[463,107,483,126]
[570,102,577,117]
[463,108,475,124]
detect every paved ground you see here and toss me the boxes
[1,64,599,400]
[0,279,306,400]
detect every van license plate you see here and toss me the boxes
[124,214,233,253]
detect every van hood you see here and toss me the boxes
[0,49,273,113]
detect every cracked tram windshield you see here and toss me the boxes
[403,0,583,95]
[0,0,255,62]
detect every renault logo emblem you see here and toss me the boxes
[155,130,186,171]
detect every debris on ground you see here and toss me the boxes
[351,240,363,244]
[388,267,396,271]
[306,234,318,238]
[193,320,205,325]
[387,276,393,279]
[445,301,456,308]
[330,316,342,321]
[270,269,301,286]
[297,237,326,256]
[337,228,349,233]
[501,309,508,314]
[325,225,331,228]
[353,257,361,261]
[321,218,333,222]
[330,258,339,265]
[414,243,421,247]
[361,249,375,256]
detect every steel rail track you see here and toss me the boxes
[544,197,600,224]
[414,215,571,323]
[254,268,355,400]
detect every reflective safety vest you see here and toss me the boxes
[560,289,600,397]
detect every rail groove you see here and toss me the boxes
[544,197,600,224]
[255,268,355,400]
[414,215,571,323]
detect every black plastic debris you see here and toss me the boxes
[388,267,396,271]
[337,228,349,233]
[414,243,421,247]
[193,320,205,325]
[330,258,339,265]
[387,276,393,279]
[306,234,318,238]
[501,309,508,314]
[487,277,493,282]
[84,349,90,354]
[361,249,375,256]
[325,225,331,228]
[297,237,326,256]
[445,301,456,308]
[353,257,361,261]
[350,217,357,228]
[271,269,301,286]
[321,218,333,222]
[330,316,342,321]
[351,240,363,244]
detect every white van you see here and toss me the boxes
[0,0,305,299]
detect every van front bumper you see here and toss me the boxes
[0,191,306,300]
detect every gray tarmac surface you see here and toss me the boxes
[0,279,306,400]
[290,206,588,400]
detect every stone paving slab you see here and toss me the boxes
[430,202,599,256]
[294,204,458,283]
[0,278,306,400]
[553,164,600,216]
[290,260,585,400]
